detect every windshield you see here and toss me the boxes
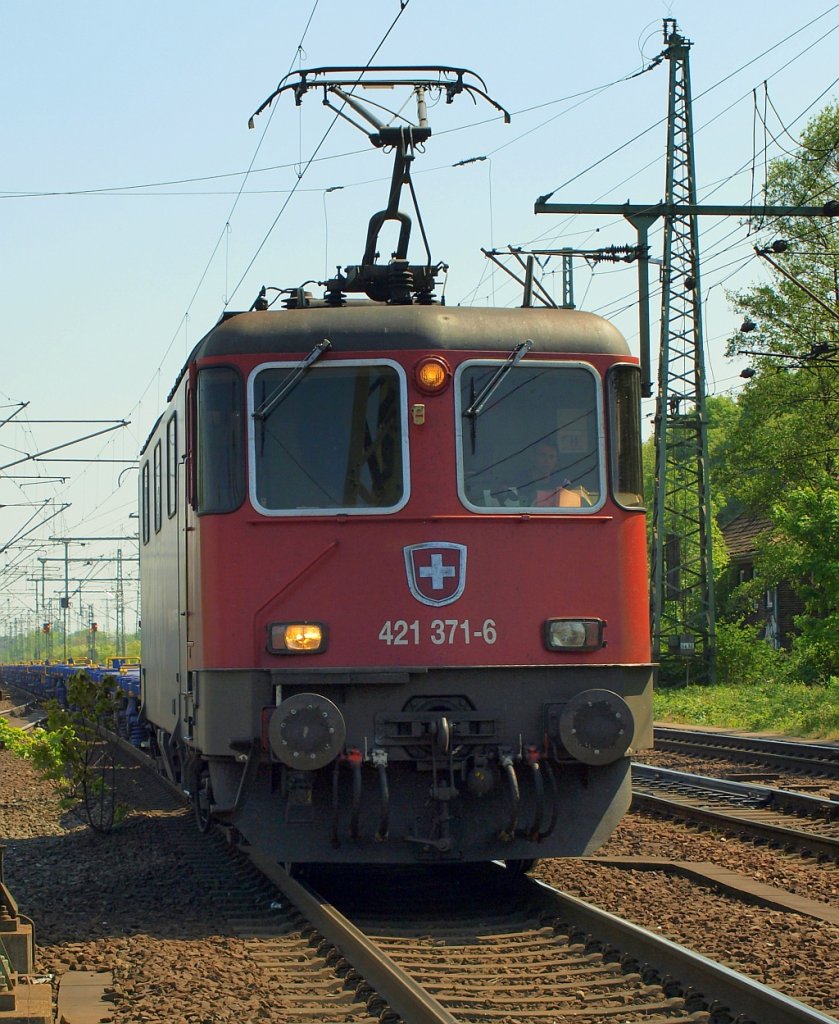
[249,360,408,514]
[457,361,603,513]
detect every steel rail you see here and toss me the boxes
[0,703,32,718]
[0,703,46,732]
[634,790,839,860]
[247,848,459,1024]
[633,763,838,816]
[631,767,838,860]
[654,726,839,777]
[524,874,839,1024]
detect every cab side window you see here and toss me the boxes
[196,367,245,514]
[608,366,644,509]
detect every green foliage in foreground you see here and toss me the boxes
[654,677,839,740]
[0,671,127,830]
[0,710,76,781]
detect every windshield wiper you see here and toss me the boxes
[252,338,332,421]
[463,339,532,418]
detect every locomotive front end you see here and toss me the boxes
[137,305,653,866]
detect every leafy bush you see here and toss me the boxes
[1,671,127,830]
[654,618,839,737]
[0,715,74,781]
[715,619,790,686]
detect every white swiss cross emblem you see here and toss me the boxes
[404,542,467,607]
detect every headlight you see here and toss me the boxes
[544,618,605,652]
[267,621,327,654]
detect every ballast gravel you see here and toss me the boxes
[2,744,837,1020]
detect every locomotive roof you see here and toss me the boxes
[145,304,632,454]
[192,303,631,360]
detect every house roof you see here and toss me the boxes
[721,511,773,558]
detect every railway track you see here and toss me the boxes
[157,774,839,1024]
[106,761,837,1024]
[5,701,838,1021]
[653,726,839,778]
[631,763,839,861]
[24,730,838,1024]
[260,857,838,1024]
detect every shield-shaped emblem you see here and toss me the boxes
[404,542,467,607]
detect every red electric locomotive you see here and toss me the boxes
[138,69,653,866]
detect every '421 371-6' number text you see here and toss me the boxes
[378,619,497,646]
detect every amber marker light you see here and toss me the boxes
[414,356,451,394]
[268,621,327,654]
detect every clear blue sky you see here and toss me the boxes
[2,1,837,632]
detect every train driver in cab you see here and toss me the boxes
[518,440,586,508]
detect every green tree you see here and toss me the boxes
[723,102,839,503]
[757,480,839,680]
[718,102,839,681]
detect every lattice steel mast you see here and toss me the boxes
[650,19,716,682]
